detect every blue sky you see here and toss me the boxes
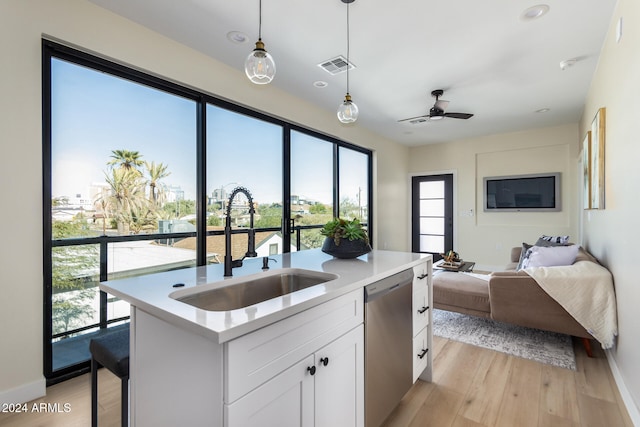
[51,58,366,207]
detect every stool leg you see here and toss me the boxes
[91,358,99,427]
[121,377,129,427]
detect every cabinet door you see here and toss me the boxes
[412,284,429,333]
[315,325,364,427]
[413,327,429,382]
[225,355,315,427]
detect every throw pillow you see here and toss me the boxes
[536,234,570,246]
[516,243,533,271]
[525,244,579,268]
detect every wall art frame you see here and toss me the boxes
[582,130,592,209]
[590,107,606,209]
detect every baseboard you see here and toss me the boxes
[0,378,46,405]
[605,349,640,426]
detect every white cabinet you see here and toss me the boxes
[412,260,432,382]
[225,290,364,427]
[131,289,363,427]
[315,325,364,427]
[227,325,364,427]
[225,355,315,427]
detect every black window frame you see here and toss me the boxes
[42,39,372,384]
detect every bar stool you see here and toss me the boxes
[90,326,130,427]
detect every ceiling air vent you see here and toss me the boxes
[408,118,428,125]
[318,55,355,75]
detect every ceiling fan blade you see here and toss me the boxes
[444,112,474,119]
[434,99,449,111]
[397,115,429,123]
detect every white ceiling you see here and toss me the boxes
[88,0,616,146]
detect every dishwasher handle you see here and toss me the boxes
[364,269,414,302]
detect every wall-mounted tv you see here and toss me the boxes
[483,172,561,212]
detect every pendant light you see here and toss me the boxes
[337,0,359,123]
[245,0,276,85]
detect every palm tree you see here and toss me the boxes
[99,168,148,234]
[107,149,144,174]
[145,161,171,208]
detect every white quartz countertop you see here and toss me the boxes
[100,249,429,343]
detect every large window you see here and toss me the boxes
[43,40,371,382]
[291,131,335,250]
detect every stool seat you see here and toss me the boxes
[90,330,129,378]
[90,326,130,427]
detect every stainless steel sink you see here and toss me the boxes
[173,268,338,311]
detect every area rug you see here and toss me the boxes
[432,309,576,370]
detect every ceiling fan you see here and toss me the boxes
[398,89,474,124]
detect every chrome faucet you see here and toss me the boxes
[224,187,258,277]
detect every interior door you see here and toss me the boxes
[411,174,453,261]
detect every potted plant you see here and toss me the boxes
[320,217,372,259]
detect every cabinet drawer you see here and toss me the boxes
[412,286,429,334]
[225,289,364,403]
[412,262,429,288]
[412,327,429,382]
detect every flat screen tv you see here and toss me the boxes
[483,173,561,212]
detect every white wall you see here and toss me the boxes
[579,0,640,419]
[0,0,409,402]
[408,123,579,270]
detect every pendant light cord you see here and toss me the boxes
[258,0,263,40]
[346,2,350,94]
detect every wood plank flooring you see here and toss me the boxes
[382,336,634,427]
[0,336,633,426]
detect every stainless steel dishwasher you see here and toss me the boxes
[364,268,414,427]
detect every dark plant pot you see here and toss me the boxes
[321,237,372,259]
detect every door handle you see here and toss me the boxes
[418,348,429,359]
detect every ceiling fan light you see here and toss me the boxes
[245,39,276,84]
[428,115,444,121]
[337,93,359,123]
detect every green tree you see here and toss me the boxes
[340,197,360,219]
[107,149,144,173]
[161,199,196,219]
[52,196,70,207]
[98,168,148,234]
[254,204,283,228]
[145,161,171,209]
[207,215,222,226]
[51,245,98,336]
[309,203,329,214]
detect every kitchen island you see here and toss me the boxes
[101,249,432,427]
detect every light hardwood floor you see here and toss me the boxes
[1,336,633,427]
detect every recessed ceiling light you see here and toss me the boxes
[535,108,550,113]
[313,81,328,88]
[520,4,549,21]
[226,31,248,44]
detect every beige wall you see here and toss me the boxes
[0,0,409,402]
[579,0,640,417]
[409,123,579,270]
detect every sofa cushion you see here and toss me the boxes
[524,244,579,268]
[536,235,570,246]
[515,243,533,271]
[433,272,490,315]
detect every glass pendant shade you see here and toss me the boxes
[245,39,276,85]
[337,93,359,123]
